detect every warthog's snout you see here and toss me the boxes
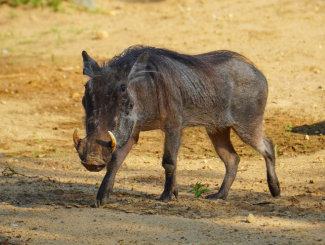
[82,156,106,172]
[73,128,117,172]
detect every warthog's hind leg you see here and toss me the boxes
[261,136,280,197]
[205,127,240,199]
[234,125,280,197]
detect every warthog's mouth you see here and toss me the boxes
[81,159,106,172]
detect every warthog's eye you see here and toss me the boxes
[120,85,127,95]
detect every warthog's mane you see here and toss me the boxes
[101,45,256,127]
[103,45,254,69]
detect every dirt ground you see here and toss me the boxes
[0,0,325,244]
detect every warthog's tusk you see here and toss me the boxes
[73,128,80,149]
[108,131,116,153]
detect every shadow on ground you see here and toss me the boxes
[292,121,325,135]
[1,157,324,224]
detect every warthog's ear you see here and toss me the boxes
[82,51,100,78]
[128,52,150,81]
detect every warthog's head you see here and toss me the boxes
[73,51,149,171]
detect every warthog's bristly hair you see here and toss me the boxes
[99,45,256,129]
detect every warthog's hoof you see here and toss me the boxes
[159,188,178,201]
[205,192,228,200]
[268,181,281,197]
[96,197,109,207]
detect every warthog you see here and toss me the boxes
[73,45,280,207]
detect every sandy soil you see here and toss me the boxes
[0,0,325,244]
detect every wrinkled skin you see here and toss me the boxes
[74,47,280,207]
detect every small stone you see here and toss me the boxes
[305,135,309,140]
[71,0,97,10]
[71,92,80,99]
[1,101,7,105]
[96,31,109,39]
[30,14,37,21]
[247,213,256,223]
[310,179,315,184]
[108,11,117,16]
[202,165,212,170]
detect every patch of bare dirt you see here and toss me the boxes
[0,0,325,244]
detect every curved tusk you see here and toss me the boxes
[73,128,80,149]
[108,131,116,153]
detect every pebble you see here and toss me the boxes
[247,213,256,223]
[108,11,117,16]
[71,92,80,99]
[96,31,109,39]
[1,101,6,105]
[30,14,37,21]
[202,165,212,170]
[305,135,309,140]
[71,0,97,10]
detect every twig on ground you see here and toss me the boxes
[1,163,39,178]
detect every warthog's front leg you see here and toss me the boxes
[96,135,137,207]
[159,129,182,201]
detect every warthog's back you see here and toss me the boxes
[164,51,268,129]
